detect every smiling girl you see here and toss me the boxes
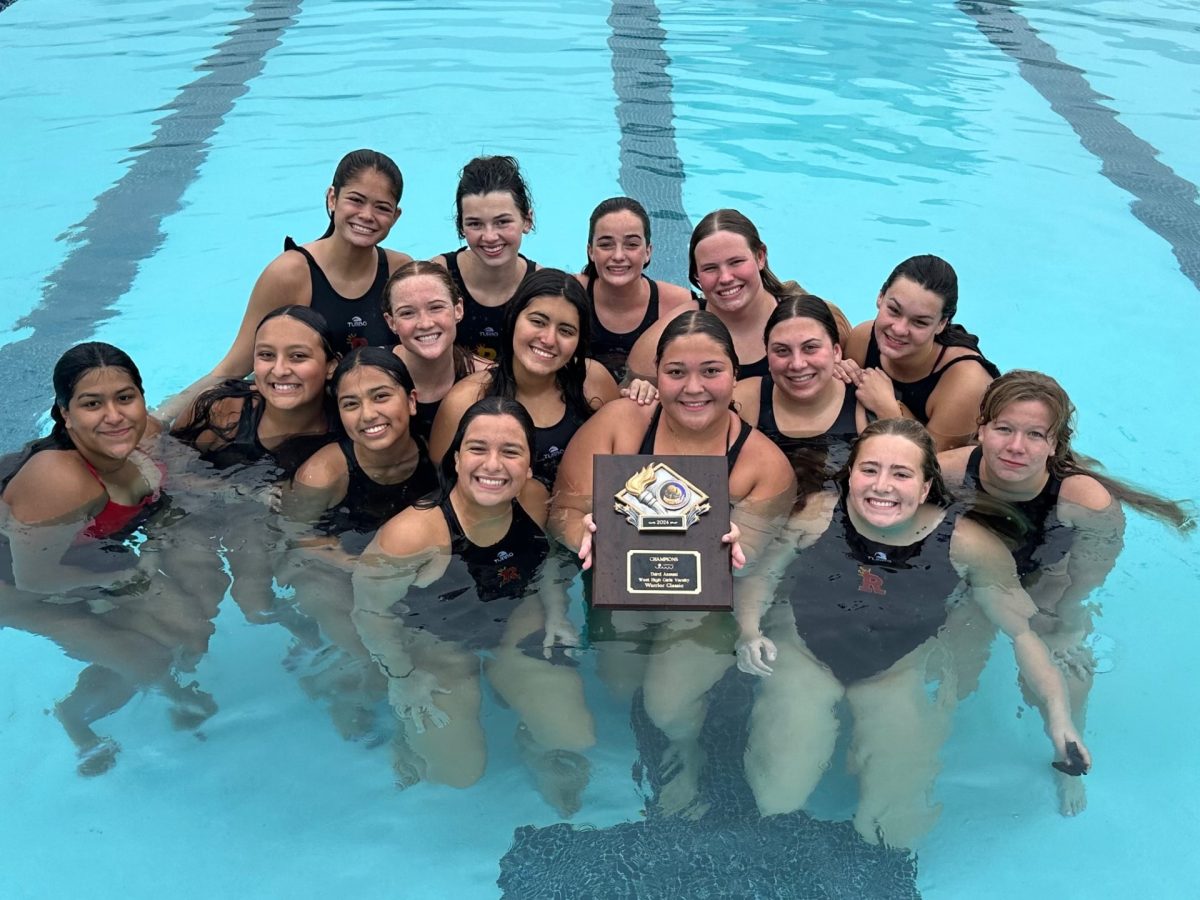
[624,209,850,384]
[382,261,490,442]
[733,294,865,497]
[737,418,1089,848]
[433,156,540,362]
[430,269,619,495]
[841,255,1000,451]
[353,398,595,813]
[577,197,696,382]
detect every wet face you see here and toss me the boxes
[766,317,841,402]
[385,274,463,361]
[693,231,766,314]
[252,317,336,412]
[511,295,580,377]
[588,210,651,288]
[656,333,737,432]
[60,367,148,463]
[873,276,948,361]
[336,366,416,452]
[454,413,532,507]
[460,191,531,268]
[847,434,933,531]
[977,399,1057,486]
[326,168,400,248]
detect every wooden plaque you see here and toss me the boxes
[591,454,733,611]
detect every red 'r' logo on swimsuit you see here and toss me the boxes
[857,566,885,595]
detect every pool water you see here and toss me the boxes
[1,1,1198,897]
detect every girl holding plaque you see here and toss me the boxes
[550,310,795,819]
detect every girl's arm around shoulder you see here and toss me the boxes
[428,373,489,464]
[583,358,621,408]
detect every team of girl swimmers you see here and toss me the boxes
[1,149,1193,849]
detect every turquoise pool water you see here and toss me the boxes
[1,1,1197,896]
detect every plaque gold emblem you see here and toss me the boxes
[613,463,710,532]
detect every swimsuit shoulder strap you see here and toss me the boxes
[638,407,662,454]
[727,416,753,473]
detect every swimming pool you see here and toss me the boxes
[1,0,1197,896]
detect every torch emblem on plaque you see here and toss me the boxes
[614,463,710,532]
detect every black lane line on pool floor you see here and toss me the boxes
[959,0,1200,294]
[0,0,302,450]
[608,0,692,288]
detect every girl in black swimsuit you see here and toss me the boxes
[551,311,796,819]
[738,418,1090,848]
[166,150,411,419]
[435,156,539,362]
[578,196,695,382]
[841,254,999,451]
[381,261,490,443]
[939,370,1192,815]
[733,294,865,498]
[353,398,594,814]
[430,269,619,497]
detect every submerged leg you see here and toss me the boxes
[744,611,844,816]
[54,664,138,777]
[641,612,736,819]
[846,652,956,849]
[400,638,486,789]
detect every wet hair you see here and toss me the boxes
[486,269,596,421]
[764,293,840,348]
[2,343,145,488]
[655,310,739,378]
[841,418,954,509]
[879,255,986,352]
[332,346,415,396]
[380,261,476,380]
[688,209,804,299]
[583,197,652,279]
[978,370,1194,530]
[419,396,536,508]
[173,305,338,446]
[319,149,403,239]
[454,156,534,238]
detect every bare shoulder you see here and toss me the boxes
[950,514,1011,570]
[845,320,874,364]
[736,425,796,495]
[374,505,450,558]
[447,370,491,399]
[733,376,763,423]
[583,359,620,406]
[582,398,653,451]
[384,248,414,270]
[3,450,105,525]
[936,445,973,484]
[823,299,853,347]
[573,273,589,289]
[428,253,451,270]
[259,248,311,289]
[294,441,349,490]
[1059,473,1114,513]
[655,281,698,315]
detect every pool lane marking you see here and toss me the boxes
[0,0,303,451]
[959,0,1200,293]
[608,0,692,288]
